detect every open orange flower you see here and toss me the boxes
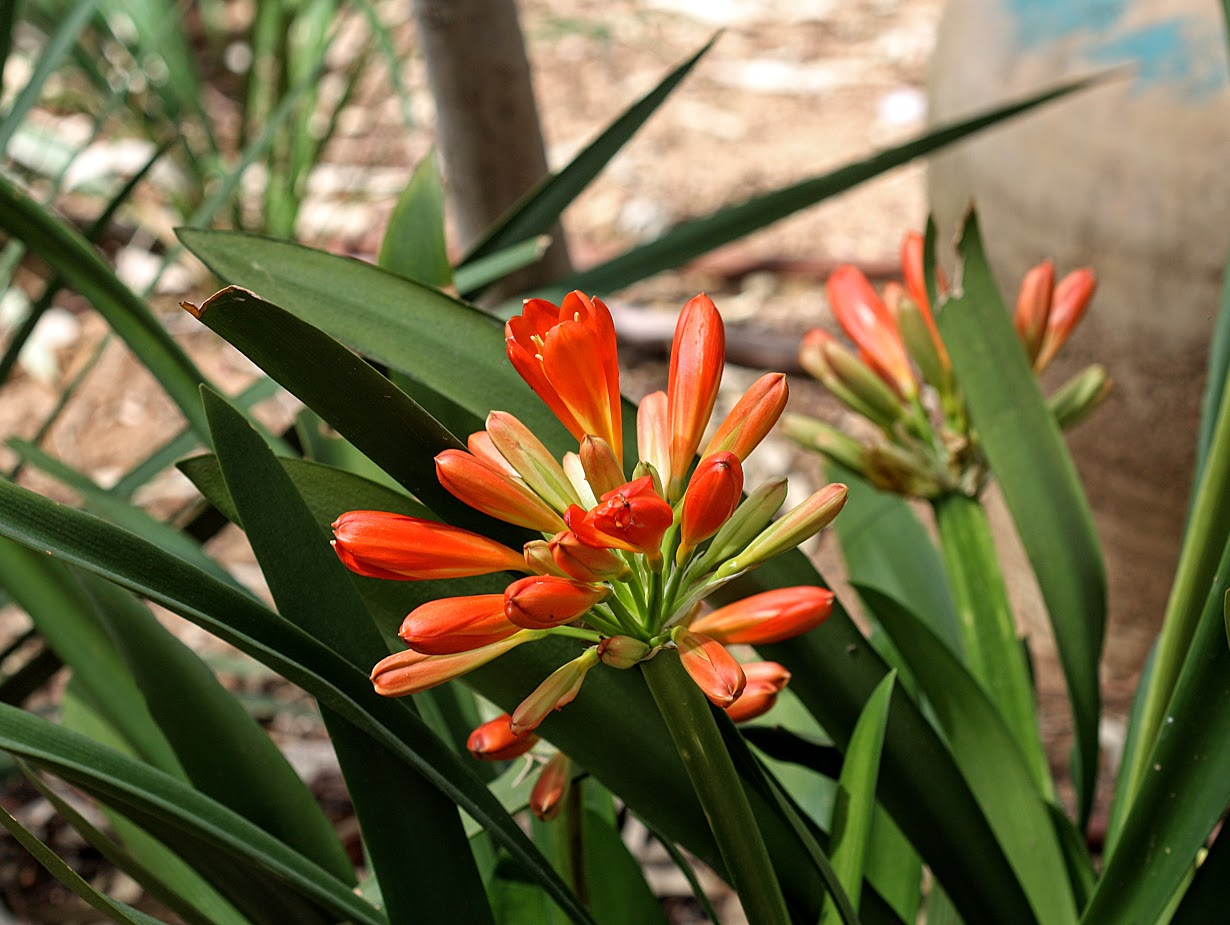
[505,291,623,458]
[565,476,673,560]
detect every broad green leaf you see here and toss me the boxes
[1080,536,1230,925]
[822,673,895,924]
[0,799,167,925]
[557,78,1100,297]
[0,176,209,436]
[756,560,1041,925]
[0,540,181,773]
[53,696,252,925]
[938,212,1104,826]
[8,439,246,592]
[182,286,506,540]
[175,228,569,450]
[0,0,98,155]
[379,150,452,288]
[459,35,716,269]
[579,788,670,925]
[864,811,921,925]
[0,473,592,925]
[1170,816,1230,924]
[203,387,496,925]
[828,462,960,654]
[79,575,353,885]
[0,704,381,925]
[855,586,1077,925]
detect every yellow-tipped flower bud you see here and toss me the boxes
[486,411,582,512]
[1048,364,1112,430]
[511,648,600,734]
[580,435,626,499]
[717,483,847,576]
[597,635,653,669]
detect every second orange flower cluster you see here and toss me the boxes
[787,232,1108,498]
[333,291,846,748]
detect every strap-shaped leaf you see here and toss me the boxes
[856,586,1079,925]
[458,35,716,270]
[0,704,380,925]
[0,798,167,925]
[0,476,593,925]
[556,78,1101,296]
[203,387,497,925]
[822,673,895,924]
[1081,542,1230,925]
[379,151,453,289]
[0,176,209,437]
[938,212,1105,826]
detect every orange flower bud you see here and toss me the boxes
[678,451,744,562]
[725,661,791,723]
[597,635,653,669]
[399,594,521,654]
[504,575,608,629]
[530,752,572,821]
[549,530,628,582]
[701,372,788,463]
[332,511,528,581]
[467,430,519,476]
[485,411,580,512]
[636,390,670,493]
[523,539,571,577]
[827,265,916,399]
[580,435,626,499]
[673,628,746,708]
[467,714,538,761]
[1035,268,1096,372]
[564,476,674,560]
[898,232,949,369]
[667,294,726,499]
[689,586,834,645]
[371,631,538,697]
[1014,259,1055,366]
[511,648,600,734]
[505,291,622,457]
[435,449,566,533]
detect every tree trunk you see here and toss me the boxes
[410,0,573,297]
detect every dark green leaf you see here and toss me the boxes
[379,150,452,288]
[203,387,495,925]
[459,35,716,269]
[0,704,381,925]
[855,586,1076,925]
[938,211,1104,825]
[823,673,895,924]
[1080,537,1230,925]
[0,176,209,436]
[557,77,1101,296]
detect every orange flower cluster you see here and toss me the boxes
[333,291,845,753]
[787,232,1107,498]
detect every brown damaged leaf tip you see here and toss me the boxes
[179,286,260,321]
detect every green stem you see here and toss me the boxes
[932,492,1053,798]
[1120,362,1230,819]
[641,650,790,925]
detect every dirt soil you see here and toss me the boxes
[0,0,1140,920]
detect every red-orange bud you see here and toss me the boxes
[466,714,538,761]
[827,265,916,399]
[679,452,744,559]
[504,575,608,629]
[1035,268,1097,371]
[701,372,789,463]
[725,661,792,723]
[530,752,572,821]
[667,294,726,498]
[673,628,746,708]
[435,449,565,533]
[549,531,628,582]
[371,632,537,697]
[689,586,834,645]
[399,594,521,655]
[1014,259,1055,365]
[332,511,527,581]
[505,291,623,457]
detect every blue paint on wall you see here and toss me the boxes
[1005,0,1228,99]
